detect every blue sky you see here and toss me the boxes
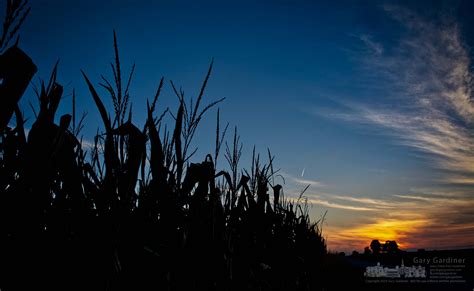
[10,0,474,252]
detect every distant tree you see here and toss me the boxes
[338,252,346,257]
[386,240,400,254]
[370,240,381,254]
[364,246,372,255]
[351,250,359,257]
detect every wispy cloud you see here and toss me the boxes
[351,33,384,56]
[292,177,324,187]
[350,106,474,184]
[282,183,474,252]
[374,5,473,182]
[325,191,474,252]
[303,5,474,252]
[319,5,474,185]
[282,171,325,187]
[330,194,394,209]
[306,198,377,212]
[286,191,395,213]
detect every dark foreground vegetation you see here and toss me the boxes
[0,1,327,290]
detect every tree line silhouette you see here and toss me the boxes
[368,240,400,255]
[0,1,326,290]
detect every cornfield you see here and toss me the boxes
[0,1,327,290]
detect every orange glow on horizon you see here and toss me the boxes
[326,218,430,252]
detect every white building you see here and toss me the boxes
[364,259,426,278]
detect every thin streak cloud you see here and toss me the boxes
[282,171,325,187]
[306,198,378,212]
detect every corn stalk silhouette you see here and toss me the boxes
[0,3,327,290]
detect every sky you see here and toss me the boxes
[8,0,474,253]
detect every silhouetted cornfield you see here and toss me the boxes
[0,1,326,290]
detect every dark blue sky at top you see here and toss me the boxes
[7,0,474,222]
